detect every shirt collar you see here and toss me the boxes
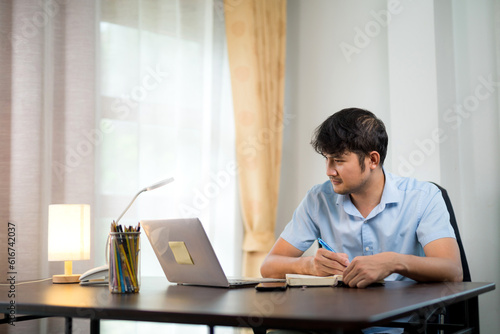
[336,168,400,216]
[380,169,400,206]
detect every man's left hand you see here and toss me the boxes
[342,252,397,288]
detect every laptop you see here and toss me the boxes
[141,218,284,288]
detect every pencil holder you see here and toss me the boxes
[108,232,141,293]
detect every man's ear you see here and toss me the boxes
[368,151,381,170]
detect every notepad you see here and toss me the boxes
[286,274,384,287]
[169,241,194,265]
[285,274,344,287]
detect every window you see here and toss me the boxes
[96,2,240,332]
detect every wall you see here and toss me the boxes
[279,0,391,226]
[278,0,500,331]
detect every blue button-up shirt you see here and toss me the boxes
[281,171,456,281]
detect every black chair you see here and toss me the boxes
[386,183,475,334]
[432,183,471,282]
[431,183,477,334]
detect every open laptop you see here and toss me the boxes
[141,218,284,288]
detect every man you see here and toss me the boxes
[261,108,463,288]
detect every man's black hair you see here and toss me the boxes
[311,108,388,170]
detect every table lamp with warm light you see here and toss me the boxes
[48,204,90,284]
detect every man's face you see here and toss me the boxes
[324,151,371,195]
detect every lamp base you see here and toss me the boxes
[52,274,81,284]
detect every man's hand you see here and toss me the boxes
[309,248,350,276]
[342,252,397,288]
[260,238,352,279]
[262,237,462,283]
[342,238,464,288]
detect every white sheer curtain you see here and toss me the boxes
[96,1,239,332]
[0,0,96,332]
[1,0,239,333]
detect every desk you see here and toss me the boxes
[0,278,495,333]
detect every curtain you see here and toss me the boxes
[224,0,287,277]
[0,0,96,332]
[96,0,237,332]
[1,0,236,333]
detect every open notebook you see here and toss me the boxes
[141,218,284,288]
[286,274,344,287]
[286,274,384,287]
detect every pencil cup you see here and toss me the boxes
[108,232,141,293]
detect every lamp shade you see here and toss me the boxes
[48,204,90,262]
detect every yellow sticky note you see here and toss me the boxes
[169,241,194,265]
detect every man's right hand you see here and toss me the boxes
[261,237,350,279]
[309,248,350,276]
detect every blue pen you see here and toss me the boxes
[317,237,336,253]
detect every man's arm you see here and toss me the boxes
[261,237,350,278]
[342,237,463,288]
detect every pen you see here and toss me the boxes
[317,237,336,253]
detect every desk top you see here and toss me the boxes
[1,278,495,331]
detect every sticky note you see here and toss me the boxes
[169,241,194,265]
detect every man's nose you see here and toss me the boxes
[327,164,338,176]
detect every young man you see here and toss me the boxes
[261,108,463,288]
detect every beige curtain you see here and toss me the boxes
[224,0,287,277]
[0,1,96,332]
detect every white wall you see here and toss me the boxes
[279,0,500,331]
[279,0,390,227]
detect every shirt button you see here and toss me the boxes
[365,247,370,251]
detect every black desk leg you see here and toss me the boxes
[465,296,480,333]
[252,329,266,334]
[65,317,72,334]
[253,328,267,334]
[90,318,100,334]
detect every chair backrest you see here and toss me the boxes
[430,183,477,330]
[431,182,471,281]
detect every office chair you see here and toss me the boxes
[387,183,474,334]
[431,183,471,282]
[431,183,475,334]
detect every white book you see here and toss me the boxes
[285,274,343,287]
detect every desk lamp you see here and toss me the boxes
[115,177,175,224]
[77,178,175,286]
[48,204,90,283]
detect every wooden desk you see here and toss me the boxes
[0,278,495,333]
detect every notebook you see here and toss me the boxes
[141,218,284,288]
[285,274,344,287]
[285,274,384,287]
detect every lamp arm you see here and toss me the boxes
[115,189,145,224]
[114,178,174,224]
